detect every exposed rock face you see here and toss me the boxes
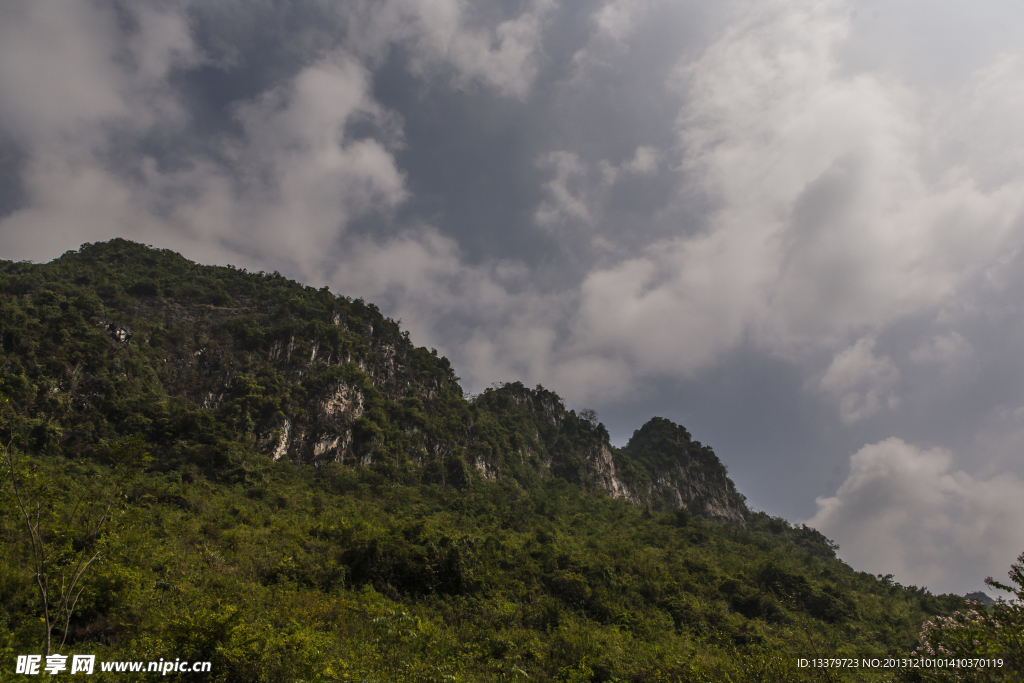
[305,379,364,462]
[257,377,367,463]
[588,443,639,504]
[271,420,291,461]
[646,461,747,526]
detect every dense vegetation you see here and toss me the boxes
[0,240,991,681]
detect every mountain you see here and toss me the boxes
[0,240,970,682]
[0,238,745,524]
[964,591,994,606]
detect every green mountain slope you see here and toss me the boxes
[0,240,969,682]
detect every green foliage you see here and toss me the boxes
[0,454,972,681]
[1,417,151,656]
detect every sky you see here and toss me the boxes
[3,0,1024,596]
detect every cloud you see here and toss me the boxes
[0,0,414,280]
[807,437,1024,595]
[540,0,1024,395]
[591,0,652,45]
[0,0,560,273]
[426,0,555,98]
[216,56,407,270]
[0,45,405,275]
[0,1,128,139]
[0,0,207,256]
[339,0,555,98]
[534,151,594,228]
[679,0,1024,348]
[910,332,972,365]
[533,146,659,233]
[819,336,899,424]
[619,145,658,175]
[0,1,204,139]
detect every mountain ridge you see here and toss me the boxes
[1,238,747,525]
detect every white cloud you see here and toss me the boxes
[130,6,204,83]
[819,336,899,423]
[591,0,652,44]
[409,0,555,98]
[215,57,407,271]
[620,145,659,175]
[340,0,555,98]
[0,1,205,147]
[570,0,674,73]
[570,234,761,377]
[807,437,1024,595]
[930,54,1024,192]
[910,332,972,365]
[687,0,1023,348]
[534,146,663,234]
[534,151,594,228]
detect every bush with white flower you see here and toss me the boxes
[899,553,1023,682]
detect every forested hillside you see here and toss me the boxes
[0,240,977,681]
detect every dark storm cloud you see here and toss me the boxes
[4,0,1024,594]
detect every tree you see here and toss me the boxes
[372,609,421,683]
[1,421,149,656]
[901,552,1024,682]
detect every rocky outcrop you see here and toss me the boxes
[473,384,747,526]
[586,442,639,504]
[615,417,748,526]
